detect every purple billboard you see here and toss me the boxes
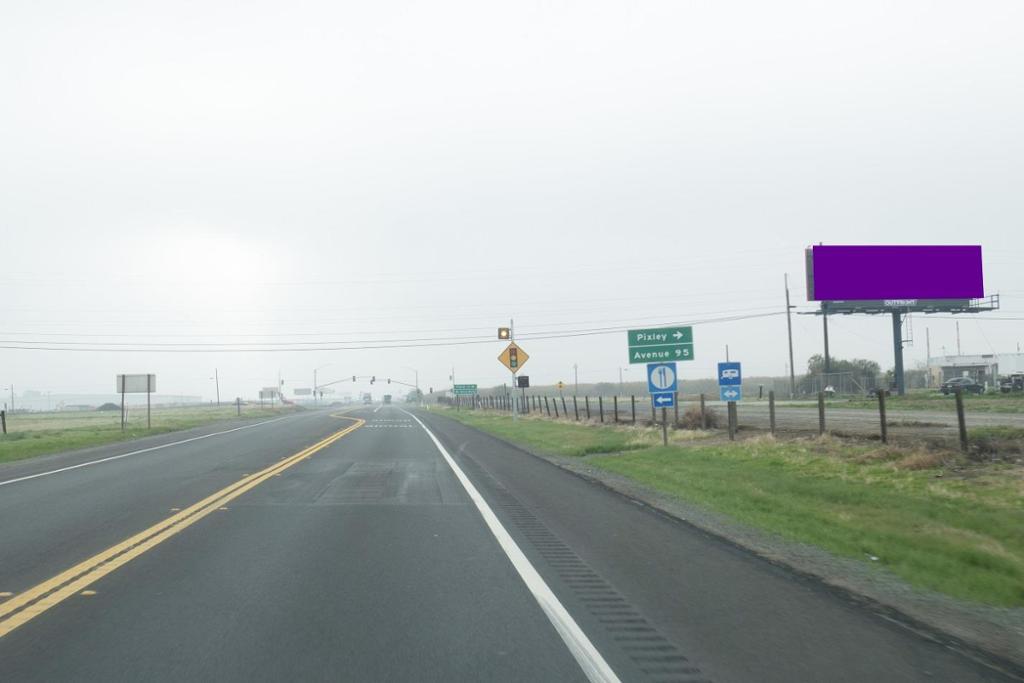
[807,245,984,301]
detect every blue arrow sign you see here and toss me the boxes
[647,362,677,393]
[717,362,742,386]
[652,392,675,408]
[720,386,742,402]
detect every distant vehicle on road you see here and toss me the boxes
[362,393,373,404]
[1000,374,1024,393]
[940,377,985,395]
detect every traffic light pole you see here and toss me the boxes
[511,317,518,421]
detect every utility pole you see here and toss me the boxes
[785,274,796,399]
[214,368,221,407]
[510,317,519,420]
[725,345,730,362]
[573,363,578,396]
[956,321,962,356]
[9,384,13,413]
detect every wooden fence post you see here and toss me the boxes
[955,388,968,453]
[878,390,887,444]
[818,391,826,436]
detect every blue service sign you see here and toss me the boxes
[652,392,675,408]
[720,386,742,402]
[717,362,742,386]
[647,362,678,393]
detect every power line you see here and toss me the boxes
[0,305,786,340]
[0,311,784,353]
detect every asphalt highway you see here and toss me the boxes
[0,406,1016,682]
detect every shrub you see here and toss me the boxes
[679,406,718,430]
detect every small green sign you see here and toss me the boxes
[453,384,478,395]
[627,327,694,364]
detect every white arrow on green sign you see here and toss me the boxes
[627,327,694,364]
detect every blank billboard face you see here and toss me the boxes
[807,245,984,301]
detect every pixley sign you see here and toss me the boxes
[627,327,694,364]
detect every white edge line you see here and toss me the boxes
[0,415,294,488]
[401,408,620,683]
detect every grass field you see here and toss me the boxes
[0,405,295,465]
[439,407,1024,607]
[787,390,1024,414]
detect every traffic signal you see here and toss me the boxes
[429,387,433,394]
[387,378,391,384]
[371,376,375,384]
[498,327,510,340]
[352,375,356,382]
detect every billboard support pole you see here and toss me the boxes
[892,312,906,396]
[823,307,831,376]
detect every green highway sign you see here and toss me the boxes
[629,344,694,363]
[629,327,693,346]
[628,326,694,364]
[453,384,478,395]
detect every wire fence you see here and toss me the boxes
[437,388,1011,454]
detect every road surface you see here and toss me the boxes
[0,406,1015,681]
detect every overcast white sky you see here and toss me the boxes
[2,1,1023,401]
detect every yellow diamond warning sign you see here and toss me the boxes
[498,342,529,373]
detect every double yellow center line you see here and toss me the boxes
[0,415,364,638]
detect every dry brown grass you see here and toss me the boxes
[678,406,719,430]
[893,451,948,470]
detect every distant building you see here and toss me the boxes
[927,353,1024,385]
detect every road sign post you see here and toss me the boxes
[117,374,156,431]
[661,407,668,446]
[717,362,742,437]
[646,362,677,439]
